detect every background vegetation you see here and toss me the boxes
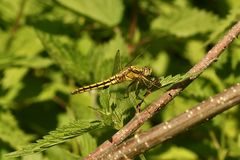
[0,0,240,159]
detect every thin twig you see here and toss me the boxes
[4,0,27,52]
[84,21,240,160]
[127,0,138,54]
[127,0,138,42]
[100,83,240,159]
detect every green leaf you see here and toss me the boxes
[2,67,27,90]
[113,92,136,129]
[0,0,21,22]
[96,89,135,130]
[151,146,198,159]
[151,51,170,76]
[45,146,80,160]
[95,33,128,61]
[0,55,53,70]
[0,111,34,149]
[70,93,96,120]
[9,27,43,56]
[0,67,27,107]
[27,72,69,103]
[116,94,136,129]
[159,74,190,88]
[0,27,42,56]
[37,31,90,81]
[56,0,124,26]
[89,33,128,81]
[206,7,240,44]
[151,7,219,37]
[15,56,53,68]
[77,133,97,156]
[201,69,225,91]
[76,33,95,55]
[184,40,205,64]
[5,120,103,157]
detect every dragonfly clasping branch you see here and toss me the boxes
[71,66,153,95]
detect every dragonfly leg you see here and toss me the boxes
[131,80,146,101]
[124,80,137,98]
[141,76,161,90]
[135,88,152,112]
[103,85,110,89]
[132,80,147,112]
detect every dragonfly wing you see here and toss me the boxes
[125,45,150,67]
[112,50,122,75]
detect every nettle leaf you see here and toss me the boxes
[0,54,53,70]
[45,146,81,160]
[0,111,34,150]
[76,34,94,56]
[56,0,124,26]
[5,120,103,158]
[184,40,205,65]
[28,72,69,103]
[113,92,136,129]
[96,88,135,130]
[0,0,20,22]
[2,67,28,90]
[151,7,219,37]
[0,67,28,107]
[15,56,53,68]
[153,146,198,159]
[9,27,43,57]
[207,7,240,44]
[151,51,170,76]
[101,33,128,60]
[159,73,190,88]
[37,31,90,81]
[70,93,96,120]
[77,133,97,157]
[231,45,240,70]
[89,33,128,81]
[0,26,42,57]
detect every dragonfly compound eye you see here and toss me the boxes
[143,66,152,76]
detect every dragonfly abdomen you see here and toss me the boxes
[71,75,126,95]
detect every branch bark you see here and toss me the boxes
[84,21,240,160]
[100,83,240,159]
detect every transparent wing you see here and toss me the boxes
[125,45,150,67]
[112,50,122,75]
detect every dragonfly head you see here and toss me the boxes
[142,66,152,76]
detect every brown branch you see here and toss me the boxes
[100,83,240,159]
[127,0,138,42]
[127,0,138,54]
[84,21,240,160]
[5,0,27,52]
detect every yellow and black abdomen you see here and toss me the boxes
[71,75,126,95]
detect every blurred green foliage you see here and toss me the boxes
[0,0,240,159]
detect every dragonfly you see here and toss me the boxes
[71,49,160,95]
[71,65,156,95]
